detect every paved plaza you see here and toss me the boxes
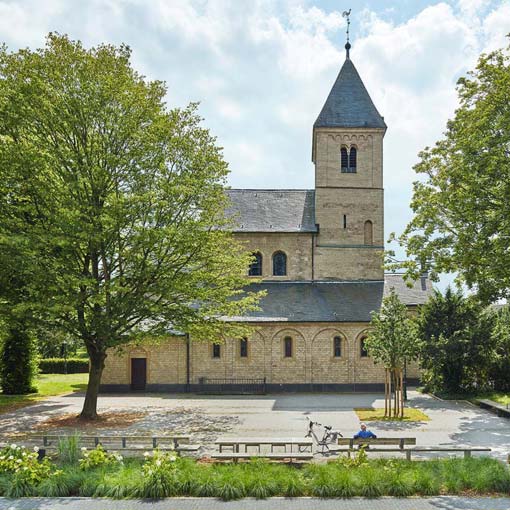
[1,497,510,510]
[1,390,509,459]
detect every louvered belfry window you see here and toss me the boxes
[341,147,349,171]
[341,146,357,173]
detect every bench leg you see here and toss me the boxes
[464,451,471,459]
[406,450,411,461]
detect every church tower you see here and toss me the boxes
[312,40,386,281]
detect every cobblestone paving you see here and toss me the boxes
[1,391,509,459]
[1,497,510,510]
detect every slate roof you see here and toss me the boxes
[384,273,433,305]
[227,275,432,323]
[225,189,317,233]
[314,58,386,129]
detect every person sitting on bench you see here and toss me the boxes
[353,423,377,439]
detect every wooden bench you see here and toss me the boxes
[215,437,313,454]
[479,399,510,418]
[337,437,416,449]
[211,452,313,463]
[20,435,199,454]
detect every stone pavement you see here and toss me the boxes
[1,390,510,459]
[1,497,510,510]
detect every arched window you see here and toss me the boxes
[249,252,262,276]
[349,146,357,171]
[240,338,248,358]
[284,336,293,358]
[341,146,357,173]
[212,344,221,358]
[333,336,342,358]
[341,147,349,171]
[273,251,287,276]
[364,220,373,245]
[360,337,368,358]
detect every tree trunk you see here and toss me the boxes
[80,349,106,420]
[400,369,405,419]
[387,369,392,417]
[384,369,389,417]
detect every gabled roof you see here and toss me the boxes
[226,275,432,323]
[314,58,386,130]
[225,189,317,233]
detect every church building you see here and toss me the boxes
[101,41,431,393]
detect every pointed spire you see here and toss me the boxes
[314,59,386,129]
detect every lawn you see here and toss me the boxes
[482,393,510,406]
[355,407,430,422]
[1,444,509,499]
[0,373,88,414]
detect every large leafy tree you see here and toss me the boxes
[0,34,260,419]
[489,306,510,391]
[364,289,420,418]
[390,44,510,303]
[417,287,494,394]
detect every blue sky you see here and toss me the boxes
[1,0,509,290]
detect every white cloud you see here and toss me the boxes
[0,0,507,283]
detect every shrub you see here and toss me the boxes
[79,445,123,470]
[39,358,89,374]
[0,324,37,394]
[37,470,72,497]
[0,444,51,484]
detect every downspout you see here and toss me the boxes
[185,333,190,393]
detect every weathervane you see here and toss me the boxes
[342,8,351,58]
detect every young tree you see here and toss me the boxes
[417,287,495,394]
[389,44,510,303]
[0,34,260,419]
[364,289,420,418]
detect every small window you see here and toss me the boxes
[273,251,287,276]
[364,220,373,245]
[284,336,292,358]
[341,146,357,173]
[349,147,357,171]
[212,344,221,358]
[240,338,248,358]
[341,147,349,171]
[360,337,368,358]
[249,252,262,276]
[343,214,347,229]
[334,336,342,357]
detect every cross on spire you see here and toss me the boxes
[342,8,351,59]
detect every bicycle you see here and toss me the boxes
[305,417,343,454]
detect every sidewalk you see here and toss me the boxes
[1,497,510,510]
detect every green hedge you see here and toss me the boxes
[39,358,89,374]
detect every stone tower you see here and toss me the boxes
[312,44,386,281]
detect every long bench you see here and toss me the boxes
[215,437,313,454]
[337,437,416,449]
[19,435,200,454]
[211,452,313,462]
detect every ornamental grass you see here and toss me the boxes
[0,443,509,500]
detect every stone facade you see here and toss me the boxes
[101,324,421,391]
[101,50,428,393]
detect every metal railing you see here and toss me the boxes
[197,377,266,395]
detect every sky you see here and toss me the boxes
[1,0,509,290]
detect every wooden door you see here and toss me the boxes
[131,358,147,391]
